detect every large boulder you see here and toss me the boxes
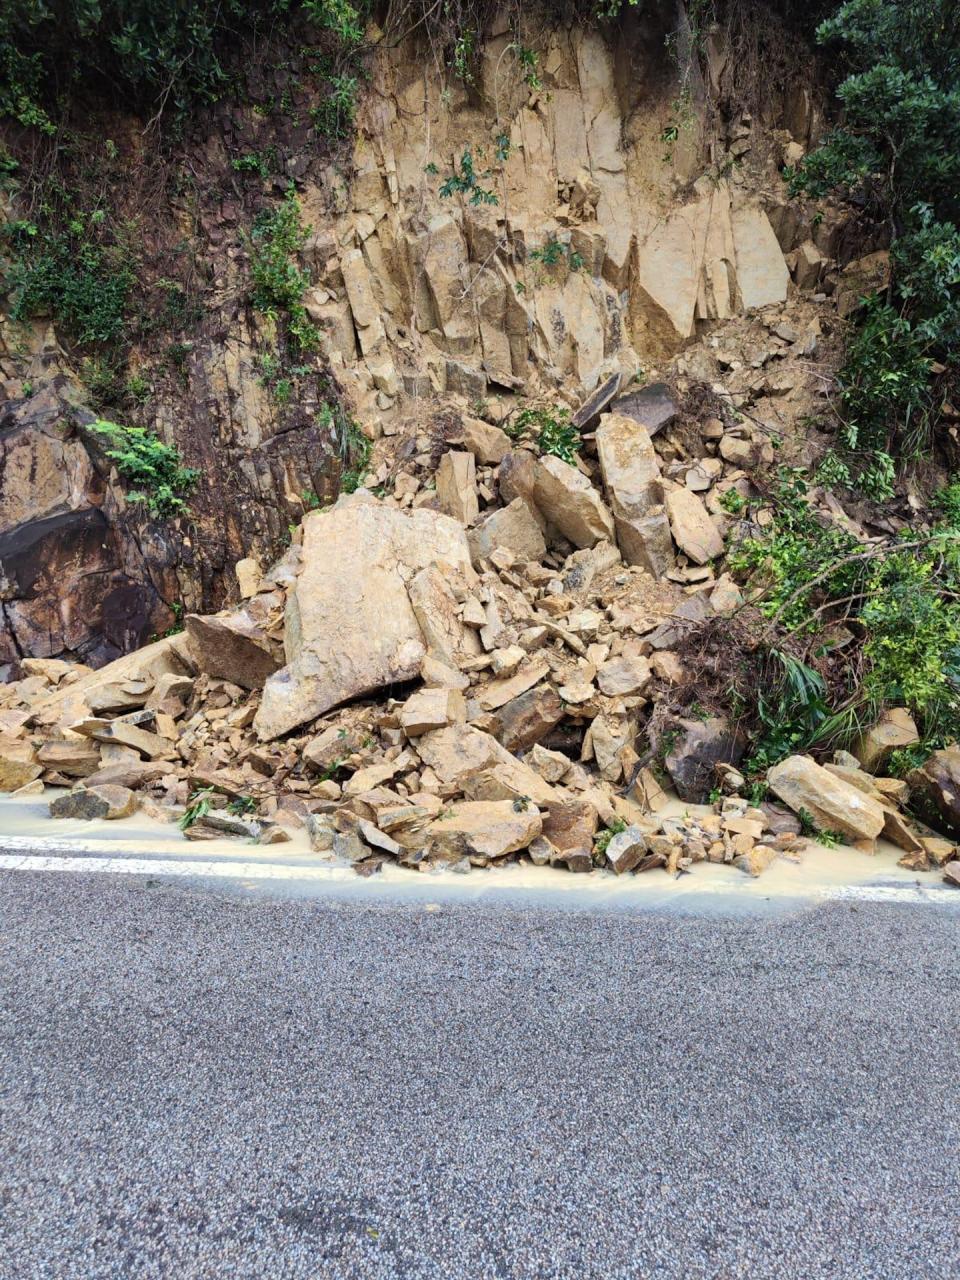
[908,747,960,838]
[664,485,725,564]
[663,716,745,803]
[49,784,137,820]
[532,456,616,549]
[595,414,674,577]
[255,496,475,740]
[854,707,920,773]
[425,801,542,861]
[767,755,886,843]
[0,737,42,791]
[185,610,281,690]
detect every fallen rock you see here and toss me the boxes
[571,372,622,429]
[532,456,616,548]
[436,450,479,525]
[255,496,474,740]
[456,415,512,464]
[736,844,777,877]
[908,747,960,838]
[468,498,546,565]
[595,413,674,577]
[415,724,559,806]
[664,486,725,564]
[541,800,599,870]
[425,800,542,861]
[494,685,565,753]
[854,707,920,774]
[596,656,651,697]
[235,557,263,599]
[36,738,102,777]
[605,824,650,874]
[185,611,280,691]
[0,738,42,791]
[399,687,467,736]
[609,383,678,437]
[72,718,174,760]
[767,755,886,843]
[664,717,745,803]
[49,784,137,820]
[944,860,960,888]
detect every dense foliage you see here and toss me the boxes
[729,470,960,766]
[789,0,960,480]
[0,0,367,130]
[88,418,199,517]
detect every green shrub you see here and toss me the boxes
[508,406,581,465]
[4,227,133,347]
[88,419,199,518]
[728,468,960,756]
[248,188,319,350]
[789,0,960,483]
[438,150,498,206]
[0,0,371,129]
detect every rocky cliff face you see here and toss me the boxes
[0,8,861,674]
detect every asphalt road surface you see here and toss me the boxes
[0,864,958,1280]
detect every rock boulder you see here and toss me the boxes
[255,496,474,740]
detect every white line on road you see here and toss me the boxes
[822,883,957,905]
[0,849,956,907]
[0,852,343,882]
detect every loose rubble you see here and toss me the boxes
[1,393,956,887]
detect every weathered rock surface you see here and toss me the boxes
[595,414,674,577]
[605,824,651,874]
[468,499,546,565]
[908,748,960,838]
[0,737,42,791]
[255,497,474,740]
[768,755,886,843]
[532,456,616,549]
[855,708,920,774]
[664,486,725,564]
[49,784,137,820]
[425,801,542,861]
[664,717,745,804]
[185,611,280,690]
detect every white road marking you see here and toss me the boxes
[0,852,343,883]
[823,883,956,905]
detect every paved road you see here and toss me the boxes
[0,866,957,1280]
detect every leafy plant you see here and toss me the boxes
[797,808,846,848]
[508,405,581,465]
[88,418,199,518]
[593,818,628,861]
[227,795,257,816]
[232,149,276,178]
[248,187,319,350]
[529,237,584,274]
[4,225,133,347]
[438,150,498,206]
[788,1,960,484]
[0,0,369,131]
[179,786,215,831]
[310,74,359,139]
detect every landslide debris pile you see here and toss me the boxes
[2,388,958,884]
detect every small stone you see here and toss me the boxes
[736,845,777,877]
[596,656,651,697]
[605,824,650,874]
[399,687,467,736]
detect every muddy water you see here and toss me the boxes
[0,792,948,917]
